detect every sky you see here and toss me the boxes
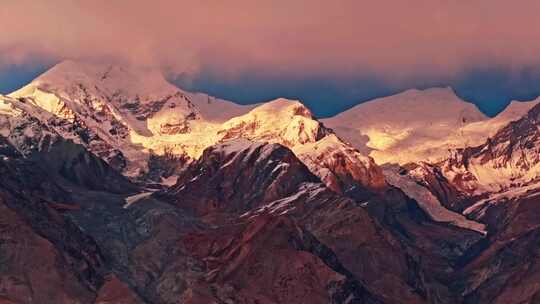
[1,0,540,117]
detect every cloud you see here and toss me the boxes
[2,0,540,83]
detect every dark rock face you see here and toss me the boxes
[0,136,20,157]
[402,162,481,213]
[0,146,107,303]
[0,194,100,304]
[477,103,540,169]
[448,190,540,304]
[364,186,487,303]
[161,139,320,222]
[143,150,191,185]
[282,186,429,303]
[0,134,144,303]
[28,139,136,194]
[184,214,378,303]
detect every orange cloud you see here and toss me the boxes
[1,0,539,82]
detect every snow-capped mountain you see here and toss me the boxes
[323,87,487,164]
[439,101,540,194]
[453,97,540,150]
[6,60,540,304]
[8,61,385,194]
[324,87,540,167]
[216,98,386,193]
[10,60,540,205]
[10,60,255,178]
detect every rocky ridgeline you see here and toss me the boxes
[2,61,540,303]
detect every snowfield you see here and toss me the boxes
[324,87,540,165]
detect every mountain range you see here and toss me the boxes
[2,60,540,303]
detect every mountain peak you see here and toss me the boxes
[401,86,457,97]
[494,98,540,123]
[329,86,486,126]
[20,60,178,99]
[219,98,323,147]
[322,86,488,164]
[252,98,314,118]
[217,99,385,194]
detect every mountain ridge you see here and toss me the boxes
[6,61,385,195]
[324,87,540,165]
[4,60,540,303]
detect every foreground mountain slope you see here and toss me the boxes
[160,139,497,303]
[184,213,378,303]
[159,140,415,303]
[0,103,199,303]
[1,96,388,303]
[0,118,142,303]
[0,132,514,303]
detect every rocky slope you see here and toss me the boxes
[432,102,540,196]
[0,130,386,303]
[163,139,320,222]
[0,119,141,303]
[372,93,540,303]
[159,139,494,303]
[449,183,540,303]
[0,102,203,303]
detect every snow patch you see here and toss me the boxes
[384,165,486,234]
[123,192,153,209]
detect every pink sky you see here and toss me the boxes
[1,0,540,83]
